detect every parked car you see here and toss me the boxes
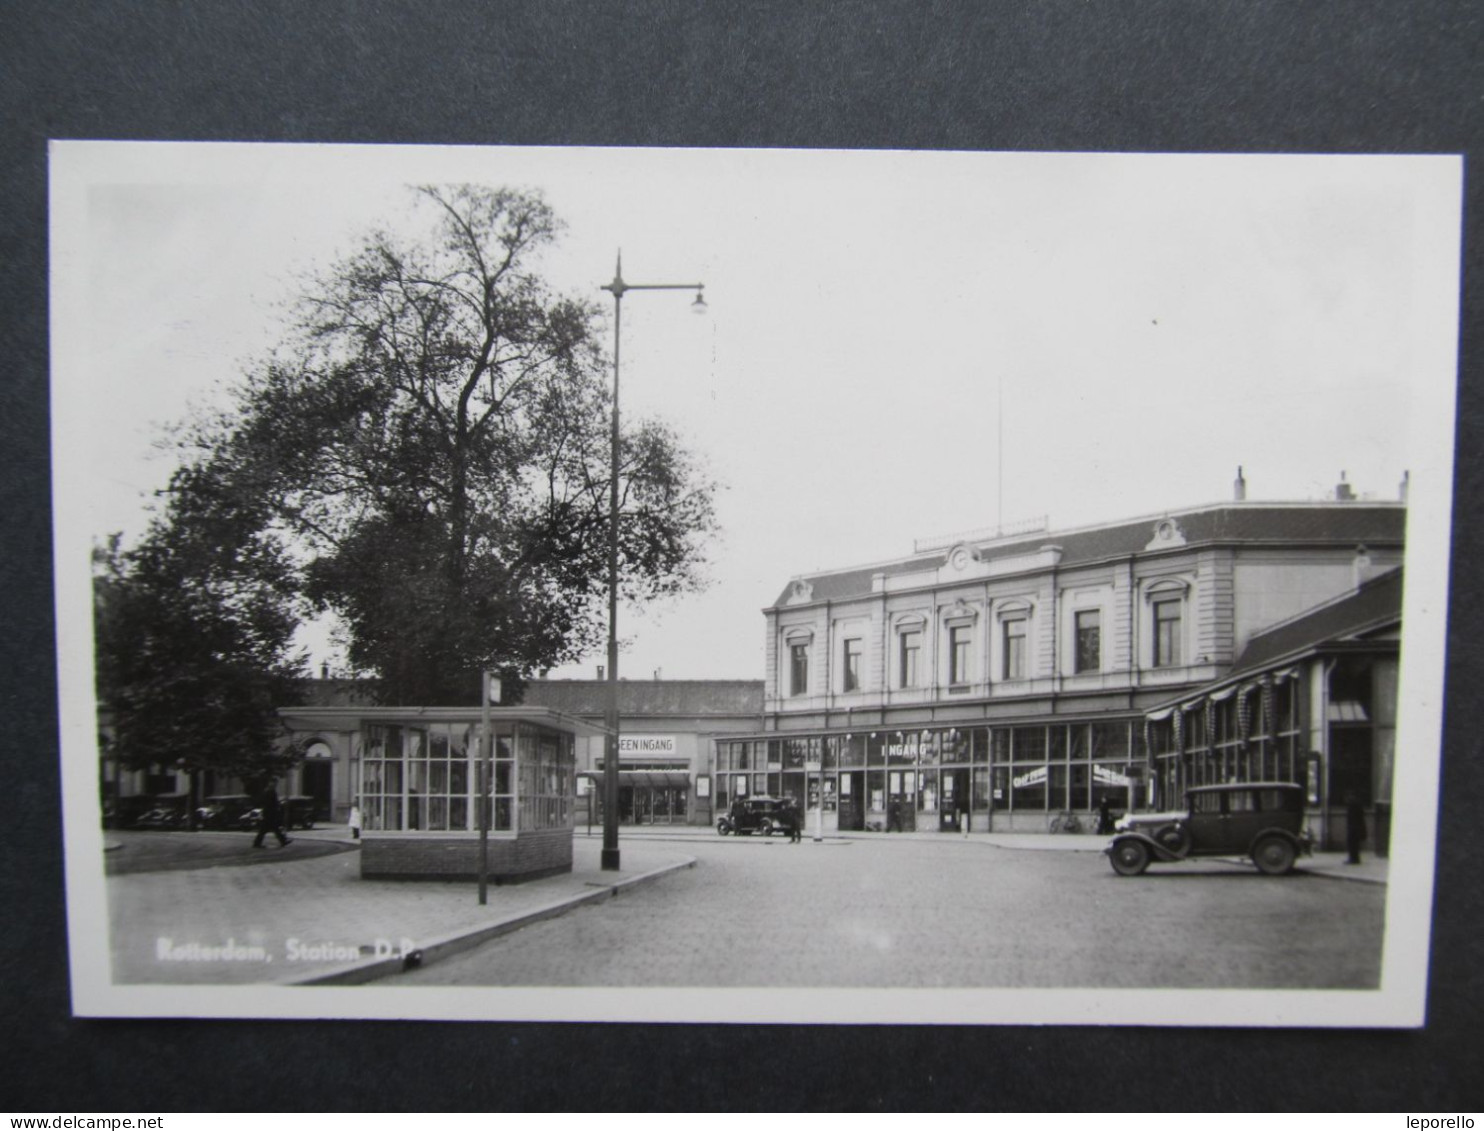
[196,794,256,830]
[717,796,795,836]
[132,794,190,829]
[1105,782,1314,876]
[283,796,317,830]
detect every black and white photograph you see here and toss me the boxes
[51,141,1461,1026]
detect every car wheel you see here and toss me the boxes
[760,819,774,837]
[1109,839,1151,876]
[1155,823,1191,856]
[1252,836,1297,875]
[717,821,730,836]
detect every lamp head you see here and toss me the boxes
[690,288,708,315]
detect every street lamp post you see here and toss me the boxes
[598,252,706,872]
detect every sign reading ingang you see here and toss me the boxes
[619,735,677,755]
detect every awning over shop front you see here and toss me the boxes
[580,770,691,789]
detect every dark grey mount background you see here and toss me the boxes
[2,0,1480,1112]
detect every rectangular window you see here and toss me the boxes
[1003,618,1026,680]
[790,643,809,696]
[899,630,921,689]
[843,638,862,692]
[516,726,575,832]
[1075,609,1101,673]
[1153,600,1182,668]
[949,626,971,684]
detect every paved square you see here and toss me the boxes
[399,836,1385,989]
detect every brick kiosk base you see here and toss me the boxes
[360,827,574,883]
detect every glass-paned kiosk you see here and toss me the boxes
[281,706,594,882]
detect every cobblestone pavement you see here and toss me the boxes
[105,835,693,985]
[401,834,1387,989]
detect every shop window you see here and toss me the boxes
[1012,725,1046,762]
[899,630,921,689]
[843,638,862,692]
[1092,720,1130,760]
[1011,764,1048,812]
[1070,724,1090,760]
[1075,609,1102,673]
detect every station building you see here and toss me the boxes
[1143,564,1402,852]
[718,477,1406,833]
[521,678,764,829]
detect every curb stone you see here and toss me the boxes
[284,855,697,986]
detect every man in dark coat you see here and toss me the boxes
[1345,791,1367,864]
[253,784,292,849]
[1097,795,1115,836]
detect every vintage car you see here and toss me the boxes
[717,796,796,836]
[1105,782,1313,876]
[196,794,257,830]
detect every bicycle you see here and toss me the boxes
[1048,810,1086,834]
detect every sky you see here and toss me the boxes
[51,143,1463,683]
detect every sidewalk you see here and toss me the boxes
[106,835,695,986]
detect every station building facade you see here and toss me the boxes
[718,491,1405,833]
[1143,565,1402,852]
[521,679,764,829]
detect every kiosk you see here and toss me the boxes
[279,706,601,882]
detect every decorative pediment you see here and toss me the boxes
[994,597,1034,620]
[1143,577,1191,602]
[941,598,979,624]
[1144,517,1187,551]
[894,612,929,632]
[783,626,815,644]
[784,579,814,605]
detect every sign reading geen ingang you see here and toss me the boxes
[618,735,677,755]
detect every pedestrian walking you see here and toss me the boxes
[348,799,362,841]
[787,801,803,843]
[887,799,901,833]
[252,784,292,849]
[1345,791,1367,864]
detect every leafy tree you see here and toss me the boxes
[170,185,717,703]
[93,484,309,803]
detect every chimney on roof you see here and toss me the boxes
[1399,470,1410,503]
[1233,466,1247,502]
[1335,472,1355,502]
[596,665,605,681]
